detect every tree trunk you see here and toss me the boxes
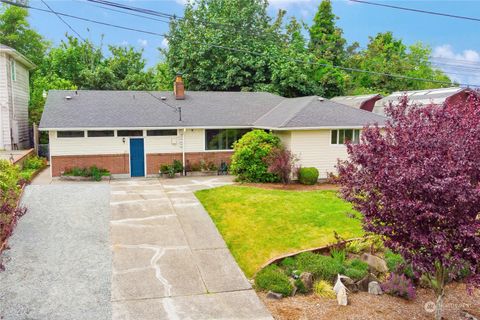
[435,290,444,320]
[434,262,446,320]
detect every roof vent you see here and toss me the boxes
[65,95,72,100]
[161,96,167,100]
[317,97,325,101]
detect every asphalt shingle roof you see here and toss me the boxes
[331,94,382,109]
[39,90,386,130]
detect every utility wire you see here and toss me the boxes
[3,0,479,88]
[145,91,182,122]
[40,0,85,41]
[350,0,480,23]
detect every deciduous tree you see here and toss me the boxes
[337,94,480,320]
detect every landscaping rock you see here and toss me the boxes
[266,291,283,300]
[336,287,348,306]
[356,273,380,292]
[361,253,388,273]
[299,272,313,291]
[368,281,383,295]
[289,278,297,296]
[340,275,358,293]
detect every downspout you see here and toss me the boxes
[182,128,186,176]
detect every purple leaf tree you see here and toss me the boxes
[337,93,480,320]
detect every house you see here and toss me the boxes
[372,87,474,116]
[39,76,385,179]
[331,94,382,112]
[0,44,35,150]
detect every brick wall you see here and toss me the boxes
[51,154,129,177]
[146,151,233,174]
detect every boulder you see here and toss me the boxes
[368,281,383,295]
[356,273,380,292]
[340,275,358,293]
[300,272,313,291]
[336,287,348,306]
[361,253,388,274]
[266,291,283,300]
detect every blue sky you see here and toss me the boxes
[27,0,480,86]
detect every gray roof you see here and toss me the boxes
[373,87,466,115]
[39,90,386,130]
[331,94,382,109]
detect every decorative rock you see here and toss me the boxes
[300,272,313,291]
[340,275,358,293]
[356,273,380,292]
[361,253,388,273]
[368,281,383,295]
[336,287,348,306]
[266,291,283,300]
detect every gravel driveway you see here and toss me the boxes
[0,184,111,320]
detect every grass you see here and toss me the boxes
[195,185,363,278]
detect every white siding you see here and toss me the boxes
[274,131,291,149]
[0,53,9,149]
[49,131,129,156]
[289,130,349,179]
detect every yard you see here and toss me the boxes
[195,185,363,278]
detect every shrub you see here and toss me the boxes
[63,166,110,181]
[280,257,297,275]
[190,162,201,172]
[230,130,281,182]
[294,278,309,294]
[330,249,346,264]
[296,252,343,282]
[160,164,170,174]
[345,239,370,254]
[265,147,297,184]
[0,160,21,192]
[381,273,416,300]
[0,189,27,248]
[22,155,46,171]
[344,259,369,280]
[207,161,217,171]
[255,265,294,296]
[313,280,336,299]
[298,167,319,185]
[384,249,414,278]
[172,159,183,173]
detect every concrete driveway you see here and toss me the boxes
[0,174,272,320]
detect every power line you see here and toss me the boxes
[3,0,479,88]
[145,91,182,121]
[350,0,480,23]
[40,0,85,41]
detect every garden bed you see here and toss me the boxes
[259,282,480,320]
[60,175,111,182]
[186,170,220,177]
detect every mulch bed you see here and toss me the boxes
[259,283,480,320]
[239,182,339,191]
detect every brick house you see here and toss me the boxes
[39,76,385,178]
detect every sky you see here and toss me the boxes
[26,0,480,86]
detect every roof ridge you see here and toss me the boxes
[279,96,319,128]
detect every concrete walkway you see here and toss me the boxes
[110,177,272,320]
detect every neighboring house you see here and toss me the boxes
[372,87,474,116]
[39,76,385,179]
[0,44,35,150]
[331,94,382,112]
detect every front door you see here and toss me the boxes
[130,138,145,177]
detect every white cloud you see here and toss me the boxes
[432,44,480,86]
[138,39,148,47]
[161,38,169,49]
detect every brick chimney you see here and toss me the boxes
[174,73,185,100]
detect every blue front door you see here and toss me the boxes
[130,139,145,177]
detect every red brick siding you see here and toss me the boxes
[146,152,233,174]
[51,154,129,177]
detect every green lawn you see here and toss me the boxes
[195,185,363,278]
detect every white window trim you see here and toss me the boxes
[330,129,361,145]
[11,59,16,82]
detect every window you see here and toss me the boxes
[117,130,143,137]
[205,129,250,150]
[331,129,360,144]
[11,60,16,81]
[147,129,177,136]
[57,131,85,138]
[87,130,114,137]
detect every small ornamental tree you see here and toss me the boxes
[265,147,298,184]
[230,130,281,182]
[337,94,480,320]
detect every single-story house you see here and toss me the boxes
[331,94,382,112]
[372,87,474,116]
[39,76,385,179]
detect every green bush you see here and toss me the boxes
[230,130,281,182]
[280,257,297,275]
[0,160,21,192]
[384,249,414,278]
[294,278,308,294]
[173,159,183,173]
[254,265,294,296]
[64,166,110,181]
[298,167,319,185]
[344,259,369,280]
[19,168,36,181]
[296,252,343,282]
[23,155,46,171]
